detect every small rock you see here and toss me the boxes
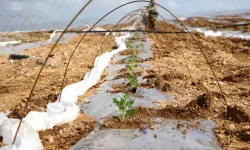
[214,109,219,113]
[45,135,54,143]
[218,133,225,139]
[228,124,237,132]
[242,125,250,130]
[150,125,155,130]
[214,114,219,117]
[21,102,26,107]
[38,107,46,112]
[59,130,63,134]
[36,58,57,67]
[48,136,54,143]
[182,130,187,134]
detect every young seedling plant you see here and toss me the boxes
[112,36,145,122]
[113,93,136,122]
[127,41,145,92]
[133,32,139,40]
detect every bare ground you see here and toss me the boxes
[0,18,250,149]
[0,32,50,43]
[101,22,250,149]
[180,14,250,32]
[141,22,250,149]
[0,33,116,149]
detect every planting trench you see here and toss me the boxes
[70,33,221,149]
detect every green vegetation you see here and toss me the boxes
[113,33,146,122]
[126,49,138,92]
[134,32,139,40]
[113,93,136,122]
[125,40,132,49]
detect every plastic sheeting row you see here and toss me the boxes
[0,32,130,150]
[192,28,250,40]
[0,41,22,47]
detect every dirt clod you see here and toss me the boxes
[226,105,250,123]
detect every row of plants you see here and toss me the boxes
[113,32,145,123]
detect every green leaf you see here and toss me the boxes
[113,98,119,105]
[120,97,126,106]
[126,100,134,107]
[127,108,136,115]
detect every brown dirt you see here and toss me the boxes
[119,49,144,56]
[144,22,250,149]
[181,16,250,32]
[102,92,213,130]
[0,34,115,149]
[1,16,250,149]
[0,136,5,147]
[102,20,250,149]
[99,20,250,149]
[111,57,147,65]
[0,34,115,113]
[0,32,50,43]
[39,112,96,150]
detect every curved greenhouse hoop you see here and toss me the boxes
[0,15,14,31]
[13,0,228,145]
[12,0,93,144]
[27,15,46,30]
[91,8,192,91]
[8,15,34,31]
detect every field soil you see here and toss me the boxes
[179,13,250,32]
[0,15,250,149]
[0,32,51,43]
[102,21,250,149]
[147,22,250,149]
[0,33,115,149]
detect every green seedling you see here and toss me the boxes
[133,32,139,40]
[126,50,138,93]
[126,64,135,76]
[127,75,138,92]
[112,34,140,121]
[136,43,144,49]
[128,53,136,68]
[113,93,136,122]
[125,40,133,49]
